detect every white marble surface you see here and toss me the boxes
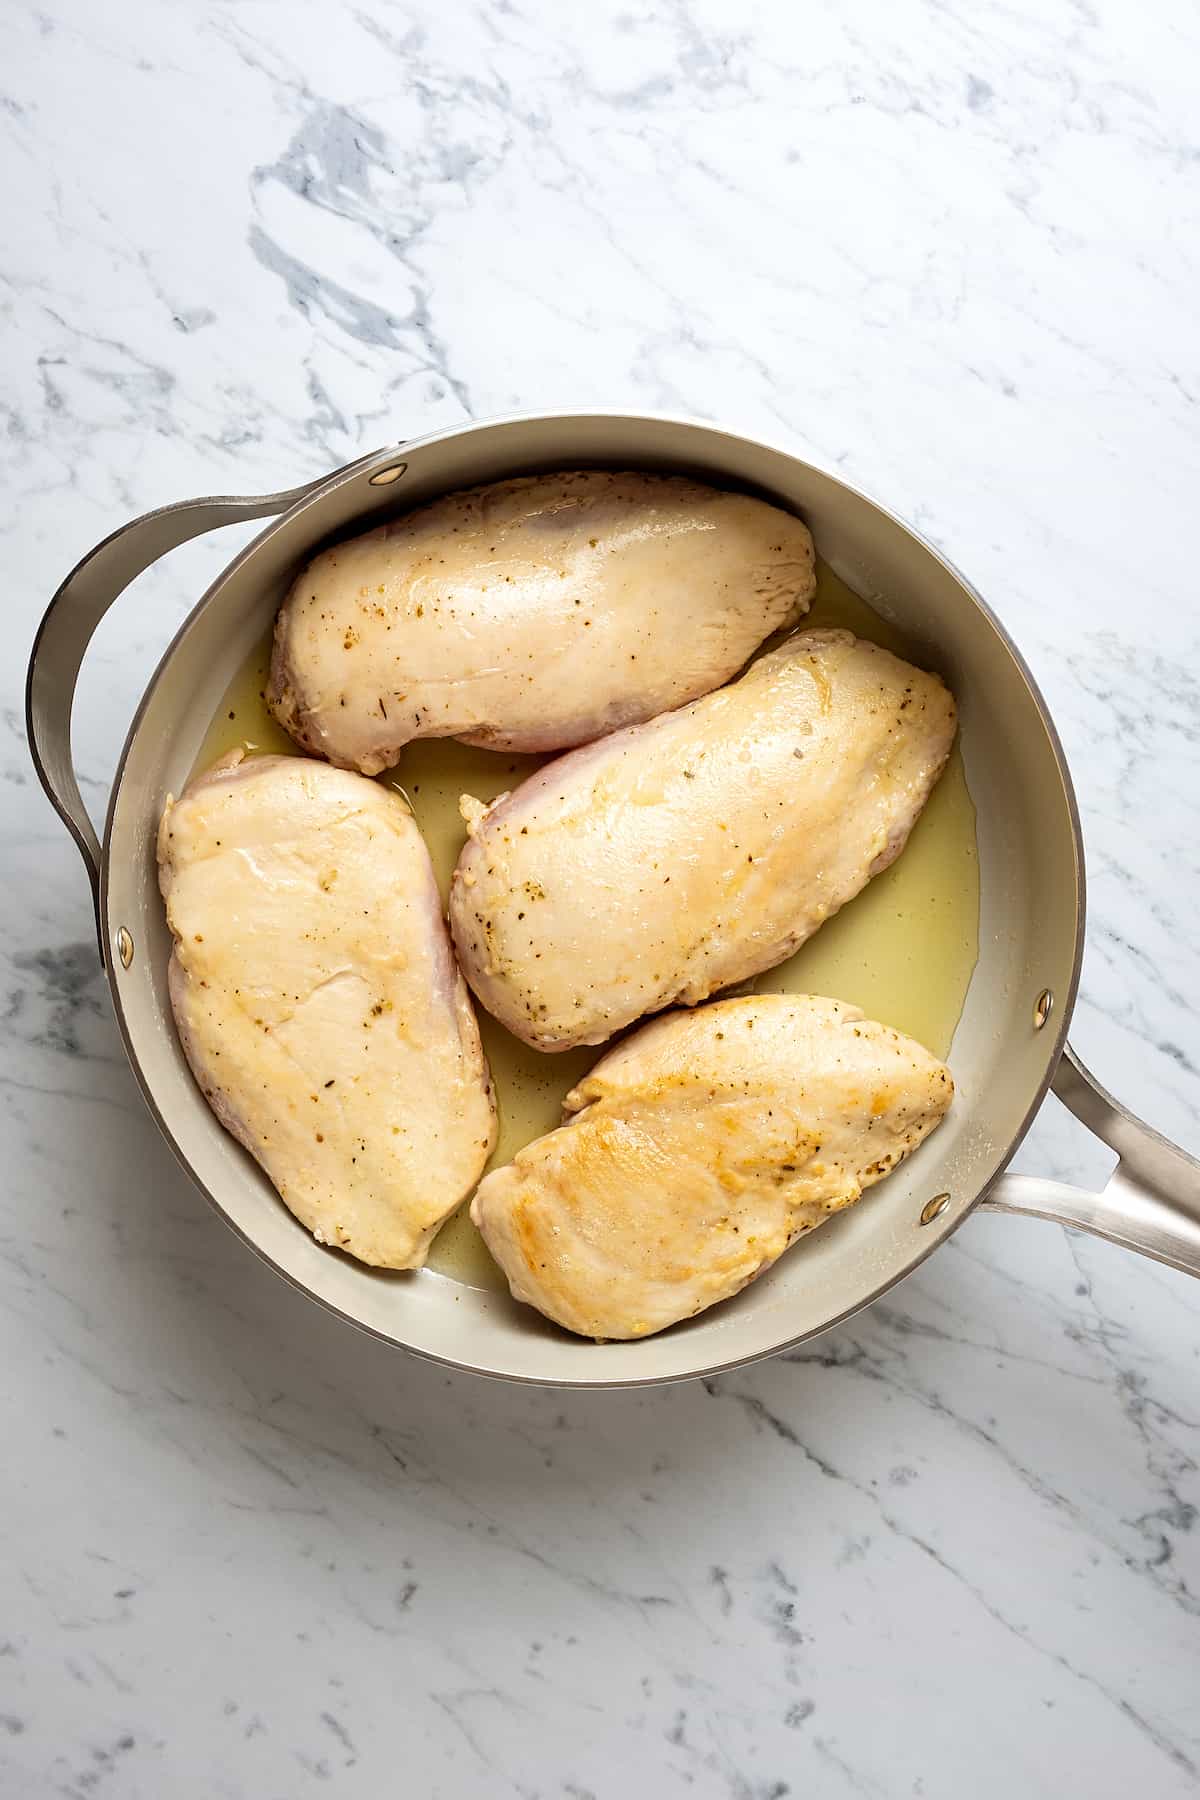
[3,1,1199,1793]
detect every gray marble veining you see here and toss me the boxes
[2,1,1198,1794]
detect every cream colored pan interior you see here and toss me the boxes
[91,415,1085,1384]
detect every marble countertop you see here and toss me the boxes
[3,1,1198,1794]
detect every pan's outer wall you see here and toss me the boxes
[101,415,1083,1386]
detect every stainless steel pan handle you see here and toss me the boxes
[26,476,325,943]
[983,1044,1200,1277]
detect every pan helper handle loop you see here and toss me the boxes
[25,450,396,952]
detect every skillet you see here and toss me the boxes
[26,412,1200,1384]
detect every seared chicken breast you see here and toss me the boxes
[473,995,953,1340]
[267,470,816,773]
[451,629,956,1051]
[158,752,496,1268]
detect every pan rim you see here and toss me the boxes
[98,409,1086,1388]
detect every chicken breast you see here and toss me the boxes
[473,995,953,1340]
[451,628,957,1051]
[158,752,496,1268]
[267,470,816,773]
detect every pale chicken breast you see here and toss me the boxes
[473,995,953,1340]
[267,470,815,773]
[451,629,956,1051]
[158,752,496,1268]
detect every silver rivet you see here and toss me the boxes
[1034,988,1053,1030]
[368,461,408,487]
[116,927,134,969]
[919,1192,950,1226]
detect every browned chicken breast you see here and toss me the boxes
[451,629,956,1051]
[158,752,496,1268]
[472,994,953,1340]
[267,470,816,772]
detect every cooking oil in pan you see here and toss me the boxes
[193,561,979,1291]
